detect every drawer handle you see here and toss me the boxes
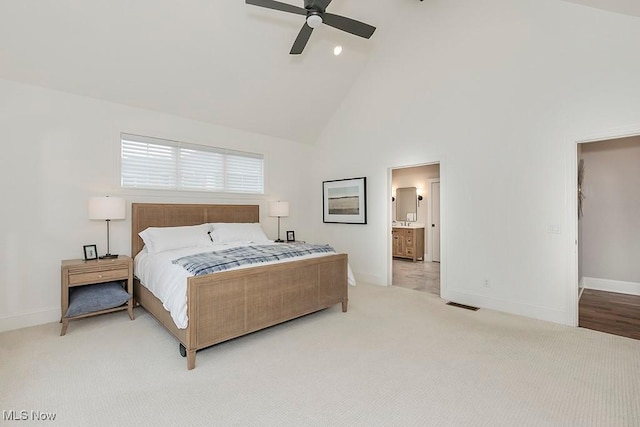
[98,274,103,278]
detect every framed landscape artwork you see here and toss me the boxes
[322,177,367,224]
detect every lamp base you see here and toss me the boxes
[274,239,284,243]
[99,254,119,259]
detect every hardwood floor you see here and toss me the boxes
[392,258,440,296]
[579,289,640,340]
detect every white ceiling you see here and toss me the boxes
[0,1,638,144]
[562,0,640,18]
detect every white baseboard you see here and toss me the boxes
[0,307,60,333]
[355,272,387,287]
[441,288,568,325]
[581,277,640,296]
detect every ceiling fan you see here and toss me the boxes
[246,0,376,55]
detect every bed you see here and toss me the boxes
[131,203,349,370]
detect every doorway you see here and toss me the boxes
[575,135,640,338]
[390,163,441,296]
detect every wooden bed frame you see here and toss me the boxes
[131,203,348,370]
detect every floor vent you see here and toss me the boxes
[446,302,479,311]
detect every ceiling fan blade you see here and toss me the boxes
[245,0,306,16]
[290,23,313,55]
[322,13,376,39]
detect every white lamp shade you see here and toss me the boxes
[269,201,289,218]
[307,14,323,29]
[88,196,126,220]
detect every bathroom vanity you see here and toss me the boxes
[392,226,425,262]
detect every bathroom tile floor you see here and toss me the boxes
[392,258,440,296]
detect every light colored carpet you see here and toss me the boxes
[1,283,639,426]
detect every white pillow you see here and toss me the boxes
[139,223,213,254]
[210,223,270,244]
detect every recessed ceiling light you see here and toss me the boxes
[333,45,343,56]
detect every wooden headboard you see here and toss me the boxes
[131,203,260,257]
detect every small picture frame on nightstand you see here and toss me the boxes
[83,244,98,261]
[286,231,295,242]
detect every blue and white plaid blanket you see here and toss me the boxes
[172,243,336,276]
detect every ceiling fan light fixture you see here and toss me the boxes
[306,14,323,28]
[244,0,376,54]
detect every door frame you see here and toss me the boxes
[387,158,445,294]
[427,178,440,262]
[566,125,640,326]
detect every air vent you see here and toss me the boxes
[446,302,479,311]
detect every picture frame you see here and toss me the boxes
[286,230,295,242]
[83,244,98,261]
[322,177,367,224]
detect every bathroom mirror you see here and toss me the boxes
[396,187,417,222]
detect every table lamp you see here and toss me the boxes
[268,201,289,243]
[89,196,126,259]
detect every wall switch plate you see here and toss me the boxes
[548,224,561,234]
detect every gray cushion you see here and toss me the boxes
[66,281,131,317]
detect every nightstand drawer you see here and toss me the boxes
[68,269,129,286]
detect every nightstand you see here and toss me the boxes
[60,256,134,336]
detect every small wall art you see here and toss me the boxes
[322,177,367,224]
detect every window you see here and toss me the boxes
[121,133,264,194]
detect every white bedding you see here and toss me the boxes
[134,242,355,329]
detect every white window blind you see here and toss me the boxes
[121,133,264,194]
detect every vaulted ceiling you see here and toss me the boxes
[0,1,638,144]
[562,0,640,18]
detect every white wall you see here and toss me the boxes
[4,0,640,332]
[312,0,640,324]
[0,79,315,332]
[579,136,640,287]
